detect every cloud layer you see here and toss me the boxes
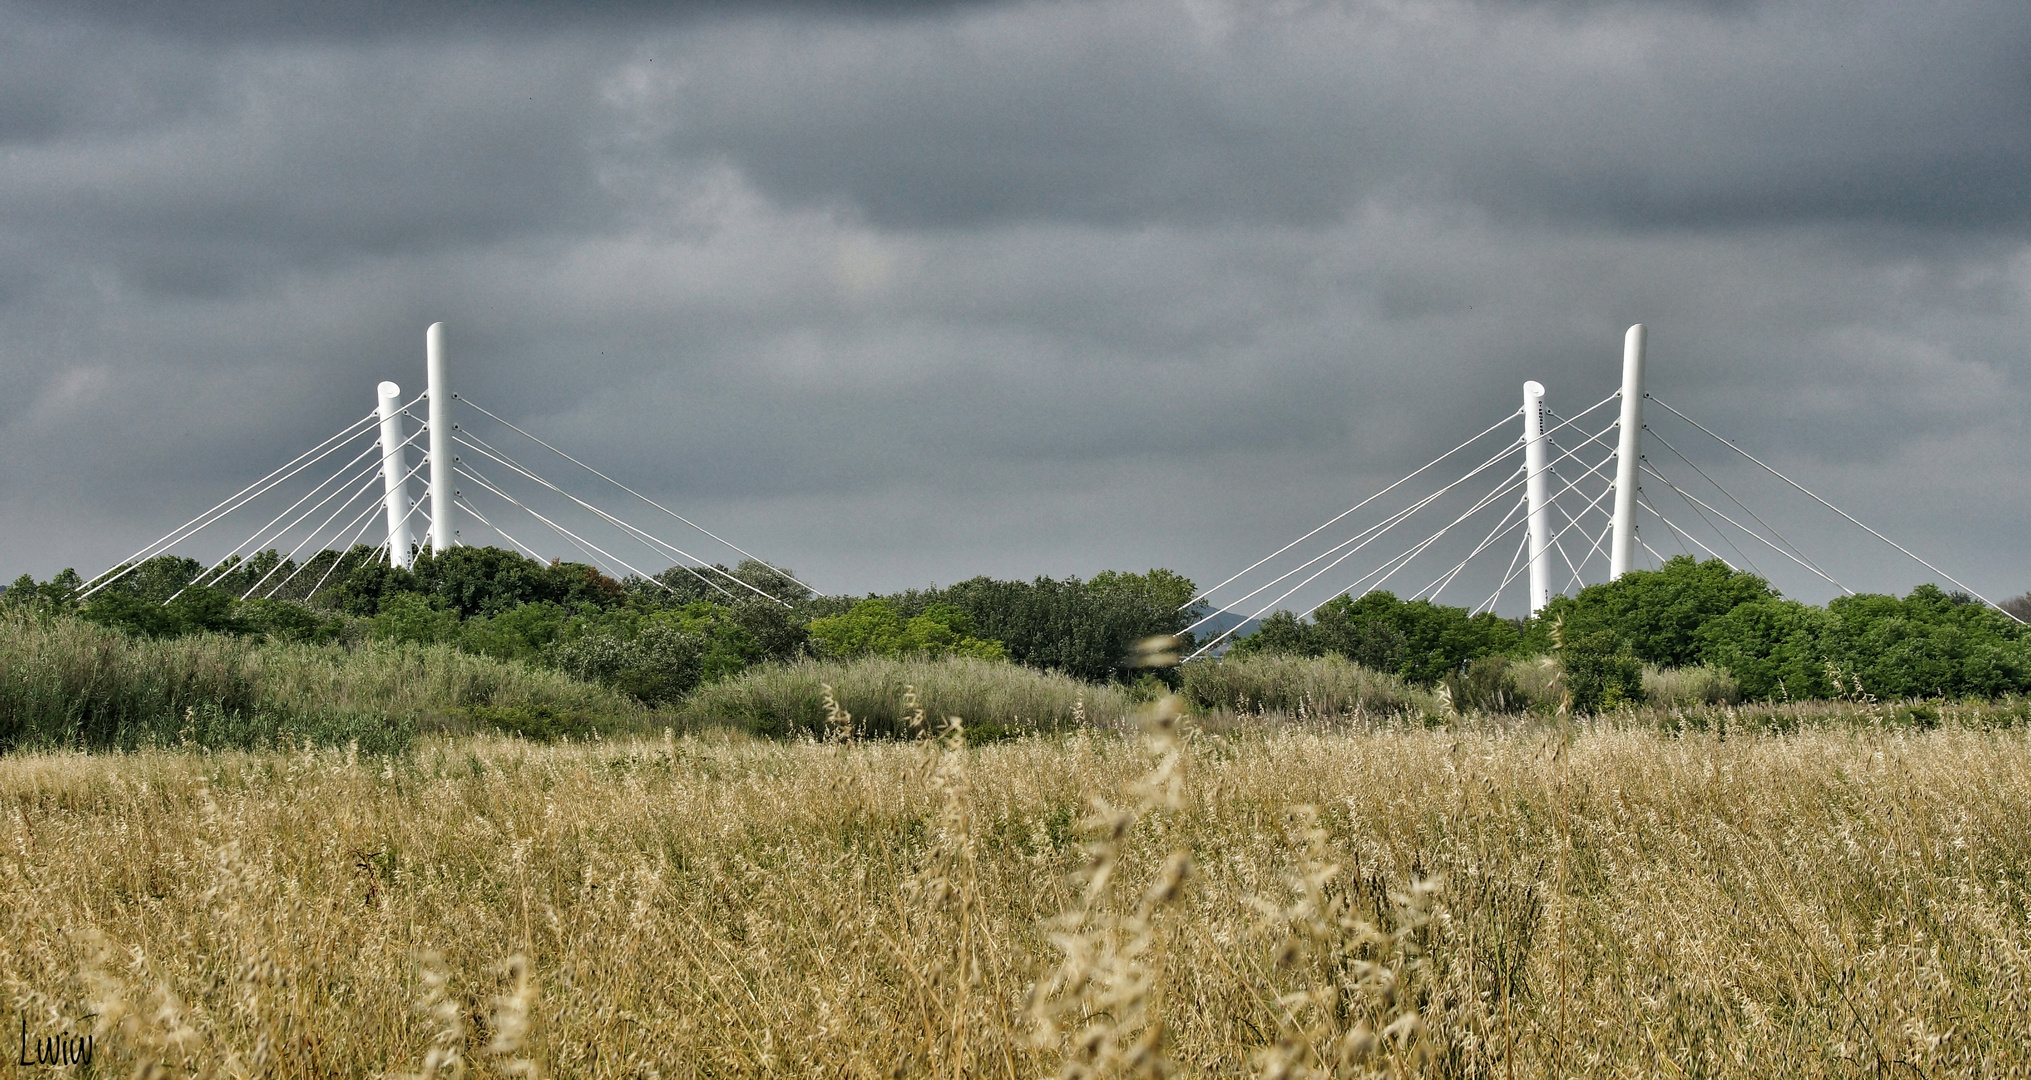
[2,0,2027,612]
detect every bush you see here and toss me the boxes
[679,656,1133,739]
[1528,556,1776,667]
[550,621,705,706]
[930,569,1202,683]
[1230,591,1523,687]
[1556,627,1644,714]
[0,612,651,753]
[1445,655,1523,714]
[1179,653,1437,719]
[1506,655,1563,711]
[1643,664,1742,708]
[807,599,1006,661]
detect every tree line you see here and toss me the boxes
[8,549,2028,710]
[4,549,1201,705]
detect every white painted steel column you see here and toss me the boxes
[425,321,457,553]
[1609,323,1646,579]
[375,381,415,569]
[1522,381,1552,616]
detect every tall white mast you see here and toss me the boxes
[1523,380,1552,616]
[375,381,415,569]
[425,321,457,553]
[1609,323,1646,579]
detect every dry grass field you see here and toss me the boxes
[5,703,2031,1077]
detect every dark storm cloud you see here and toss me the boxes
[631,0,2031,231]
[0,0,2026,606]
[15,0,990,41]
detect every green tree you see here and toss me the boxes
[808,599,1007,662]
[1526,556,1775,666]
[1236,591,1521,687]
[369,592,461,645]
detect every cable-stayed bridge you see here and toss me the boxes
[1184,324,2017,658]
[73,321,2013,641]
[78,322,807,607]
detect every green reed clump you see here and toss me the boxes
[0,612,650,753]
[1178,653,1438,720]
[679,655,1136,738]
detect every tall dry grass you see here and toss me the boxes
[6,715,2031,1076]
[679,655,1137,737]
[1179,654,1438,720]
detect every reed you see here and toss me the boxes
[0,612,651,752]
[678,655,1138,738]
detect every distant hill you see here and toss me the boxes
[1188,610,1261,656]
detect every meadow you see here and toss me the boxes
[6,706,2031,1077]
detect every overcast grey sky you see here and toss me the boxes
[2,0,2026,613]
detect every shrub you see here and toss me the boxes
[550,622,705,706]
[1178,653,1437,719]
[1506,655,1563,711]
[807,599,1006,662]
[0,612,650,752]
[1230,591,1522,688]
[1528,556,1776,667]
[1643,664,1743,708]
[931,569,1201,683]
[369,592,461,645]
[679,656,1132,739]
[1556,627,1643,714]
[1445,655,1523,714]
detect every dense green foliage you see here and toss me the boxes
[10,544,2029,730]
[807,600,1008,661]
[7,551,1205,716]
[1224,556,2031,709]
[1229,590,1521,687]
[0,610,649,753]
[871,569,1203,683]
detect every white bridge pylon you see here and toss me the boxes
[1182,323,2017,659]
[79,322,810,608]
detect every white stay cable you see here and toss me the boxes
[1474,533,1533,616]
[1185,453,1528,640]
[453,430,765,604]
[458,395,814,595]
[454,462,617,576]
[295,508,395,603]
[263,490,393,601]
[1561,522,1615,594]
[80,411,380,600]
[453,427,736,598]
[1183,450,1522,635]
[198,423,430,590]
[1650,461,1763,579]
[1639,497,1738,571]
[1189,411,1627,650]
[453,499,547,563]
[1649,395,2017,620]
[1542,482,1613,588]
[1477,480,1631,614]
[1182,406,1530,611]
[239,466,392,600]
[453,463,686,595]
[1639,461,1851,594]
[1645,424,1836,585]
[1186,458,1534,661]
[1189,403,1624,634]
[1358,471,1536,601]
[1414,495,1529,603]
[454,464,634,582]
